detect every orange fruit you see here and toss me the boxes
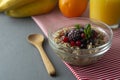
[59,0,88,18]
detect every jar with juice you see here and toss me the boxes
[90,0,120,29]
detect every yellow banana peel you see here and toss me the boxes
[0,0,36,12]
[5,0,58,18]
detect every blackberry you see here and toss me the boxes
[80,43,87,49]
[91,30,97,39]
[79,27,84,33]
[81,39,87,44]
[68,29,81,41]
[89,39,95,45]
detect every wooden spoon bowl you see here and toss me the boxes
[28,34,56,76]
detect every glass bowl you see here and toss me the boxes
[48,17,113,66]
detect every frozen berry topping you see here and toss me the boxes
[61,24,98,48]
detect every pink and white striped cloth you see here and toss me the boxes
[32,7,120,80]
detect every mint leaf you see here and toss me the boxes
[84,24,92,39]
[86,24,91,38]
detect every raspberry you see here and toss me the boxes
[70,41,76,46]
[63,37,69,42]
[76,41,81,46]
[81,33,85,38]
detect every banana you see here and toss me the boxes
[0,0,36,12]
[5,0,58,18]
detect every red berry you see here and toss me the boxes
[63,37,69,42]
[70,41,76,46]
[76,41,81,46]
[81,33,85,38]
[92,30,98,39]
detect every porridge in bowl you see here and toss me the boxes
[48,18,113,66]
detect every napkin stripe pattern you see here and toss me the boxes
[64,29,120,80]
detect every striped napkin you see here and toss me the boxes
[32,7,120,80]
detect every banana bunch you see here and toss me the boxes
[0,0,58,17]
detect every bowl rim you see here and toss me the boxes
[48,17,113,57]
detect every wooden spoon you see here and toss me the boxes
[27,34,55,76]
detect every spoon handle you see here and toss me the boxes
[36,44,56,76]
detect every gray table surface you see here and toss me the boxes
[0,13,76,80]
